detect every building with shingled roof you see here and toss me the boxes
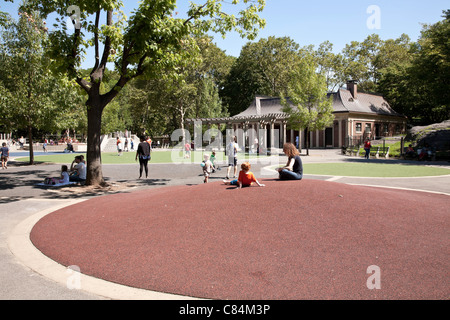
[186,81,407,151]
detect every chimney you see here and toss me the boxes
[255,96,262,115]
[347,80,358,99]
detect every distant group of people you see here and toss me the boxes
[222,141,303,188]
[43,155,86,185]
[200,137,303,189]
[37,135,303,188]
[116,136,134,156]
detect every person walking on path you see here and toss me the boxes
[364,138,371,160]
[226,136,239,179]
[136,136,151,179]
[1,142,9,169]
[277,143,303,181]
[184,141,191,158]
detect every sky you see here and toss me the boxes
[1,0,448,65]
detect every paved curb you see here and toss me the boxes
[7,199,202,300]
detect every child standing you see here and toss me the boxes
[223,162,265,189]
[202,154,213,183]
[116,137,122,156]
[1,142,9,169]
[210,151,217,172]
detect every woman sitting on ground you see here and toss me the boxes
[277,143,303,181]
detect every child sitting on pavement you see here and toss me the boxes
[43,165,71,185]
[59,165,70,184]
[223,162,265,189]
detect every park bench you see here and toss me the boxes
[369,146,390,159]
[345,145,360,157]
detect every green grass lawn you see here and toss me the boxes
[14,150,263,165]
[355,140,403,157]
[15,151,450,178]
[303,163,450,177]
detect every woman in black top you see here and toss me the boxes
[135,136,151,179]
[277,143,303,180]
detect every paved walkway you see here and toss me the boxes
[1,149,449,299]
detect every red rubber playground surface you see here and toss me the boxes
[30,179,449,300]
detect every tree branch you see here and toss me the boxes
[68,23,92,93]
[100,10,113,68]
[90,10,101,75]
[91,10,112,85]
[76,77,91,93]
[184,3,208,25]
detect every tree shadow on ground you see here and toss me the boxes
[0,165,171,203]
[0,195,35,204]
[0,170,49,191]
[35,178,171,201]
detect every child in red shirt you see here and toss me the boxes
[223,162,265,189]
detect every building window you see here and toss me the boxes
[356,123,362,133]
[384,124,389,134]
[365,123,372,133]
[395,125,401,134]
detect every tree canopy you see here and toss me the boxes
[281,54,333,155]
[12,0,266,185]
[1,2,448,172]
[0,8,82,163]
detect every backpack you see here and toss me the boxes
[44,177,57,185]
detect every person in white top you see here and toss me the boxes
[69,156,86,182]
[202,154,213,183]
[226,136,239,179]
[59,165,70,184]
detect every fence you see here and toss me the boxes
[344,136,365,148]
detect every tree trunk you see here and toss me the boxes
[85,99,105,186]
[27,125,34,165]
[180,107,186,147]
[305,127,310,156]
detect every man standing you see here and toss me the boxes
[19,136,25,149]
[226,136,239,179]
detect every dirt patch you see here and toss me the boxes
[48,181,139,197]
